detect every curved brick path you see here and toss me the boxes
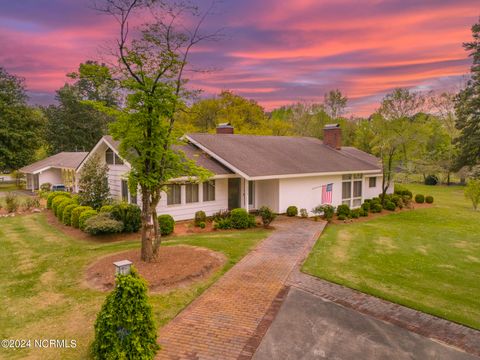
[157,217,326,360]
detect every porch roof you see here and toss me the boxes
[20,152,88,174]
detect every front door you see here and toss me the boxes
[228,178,241,210]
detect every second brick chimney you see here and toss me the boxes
[323,124,342,150]
[216,123,234,134]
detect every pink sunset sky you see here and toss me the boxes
[0,0,478,116]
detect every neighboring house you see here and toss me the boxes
[20,152,88,191]
[77,124,390,220]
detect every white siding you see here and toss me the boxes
[39,168,63,187]
[364,174,394,199]
[255,179,280,212]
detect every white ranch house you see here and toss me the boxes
[74,124,391,220]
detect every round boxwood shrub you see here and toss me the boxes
[337,214,347,221]
[198,221,206,229]
[92,267,159,359]
[71,206,93,228]
[425,195,434,204]
[52,195,70,216]
[359,209,369,217]
[336,204,351,218]
[361,202,371,212]
[384,201,396,211]
[111,203,141,233]
[258,206,276,227]
[371,203,382,213]
[286,206,298,217]
[230,208,252,229]
[99,205,114,213]
[424,174,438,186]
[84,213,124,235]
[157,214,174,236]
[214,218,232,230]
[194,211,207,227]
[62,204,78,226]
[350,208,361,219]
[47,191,71,209]
[79,209,98,230]
[415,194,425,204]
[57,198,74,219]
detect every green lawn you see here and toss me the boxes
[303,184,480,329]
[0,213,268,359]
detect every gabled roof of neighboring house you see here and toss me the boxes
[186,133,381,179]
[20,152,88,174]
[84,135,233,176]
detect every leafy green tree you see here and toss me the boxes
[324,89,348,120]
[78,154,110,209]
[455,19,480,169]
[94,0,214,262]
[0,68,45,171]
[464,179,480,210]
[92,267,159,359]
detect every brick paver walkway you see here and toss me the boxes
[157,217,326,360]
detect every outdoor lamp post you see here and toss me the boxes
[113,260,132,275]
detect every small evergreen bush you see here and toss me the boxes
[300,208,308,218]
[337,214,347,221]
[158,214,174,236]
[415,194,425,203]
[384,201,396,211]
[71,206,93,228]
[194,211,207,227]
[84,213,124,235]
[350,208,361,218]
[198,221,206,229]
[336,204,351,218]
[425,195,434,204]
[52,196,70,216]
[47,191,71,209]
[359,209,369,217]
[79,209,98,230]
[57,198,74,219]
[111,203,141,233]
[230,208,252,229]
[371,203,382,213]
[62,204,78,226]
[214,218,232,230]
[394,185,412,199]
[99,205,114,213]
[312,204,335,222]
[361,202,371,212]
[258,206,276,227]
[286,206,298,217]
[92,267,159,359]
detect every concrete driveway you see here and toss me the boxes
[253,287,478,360]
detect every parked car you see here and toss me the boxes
[52,184,67,191]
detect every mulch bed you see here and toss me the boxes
[85,246,226,293]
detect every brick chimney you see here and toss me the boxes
[216,123,234,134]
[323,124,341,150]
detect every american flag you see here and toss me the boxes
[322,183,333,204]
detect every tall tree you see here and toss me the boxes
[324,89,348,120]
[94,0,215,262]
[78,154,111,209]
[0,67,45,171]
[379,88,425,121]
[455,19,480,169]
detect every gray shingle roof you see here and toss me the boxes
[20,152,88,174]
[187,133,381,178]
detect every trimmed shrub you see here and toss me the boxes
[361,201,371,212]
[52,195,70,216]
[312,204,335,222]
[111,203,141,233]
[384,201,396,211]
[359,209,369,217]
[230,208,252,229]
[394,185,413,199]
[300,208,308,218]
[92,267,159,359]
[415,194,425,204]
[71,206,93,228]
[371,203,382,213]
[47,191,71,209]
[214,218,232,230]
[350,208,361,219]
[84,213,124,235]
[258,206,276,227]
[424,175,438,186]
[99,205,114,213]
[425,195,434,204]
[57,198,74,219]
[79,209,98,230]
[40,183,52,191]
[5,192,19,213]
[194,211,207,227]
[158,214,174,236]
[62,204,78,225]
[337,214,347,221]
[198,221,206,229]
[286,206,298,217]
[336,204,351,218]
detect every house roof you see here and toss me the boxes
[186,133,381,178]
[101,135,233,175]
[20,152,88,174]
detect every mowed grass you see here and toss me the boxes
[0,214,268,359]
[303,184,480,329]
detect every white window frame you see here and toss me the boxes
[167,184,182,206]
[342,174,363,208]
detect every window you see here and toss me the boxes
[186,183,199,203]
[105,148,124,165]
[248,181,255,206]
[121,179,128,202]
[369,177,377,188]
[203,180,215,202]
[167,184,181,205]
[342,173,363,207]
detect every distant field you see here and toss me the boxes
[303,184,480,329]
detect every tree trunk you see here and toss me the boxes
[140,187,162,262]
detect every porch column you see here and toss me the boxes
[244,178,249,212]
